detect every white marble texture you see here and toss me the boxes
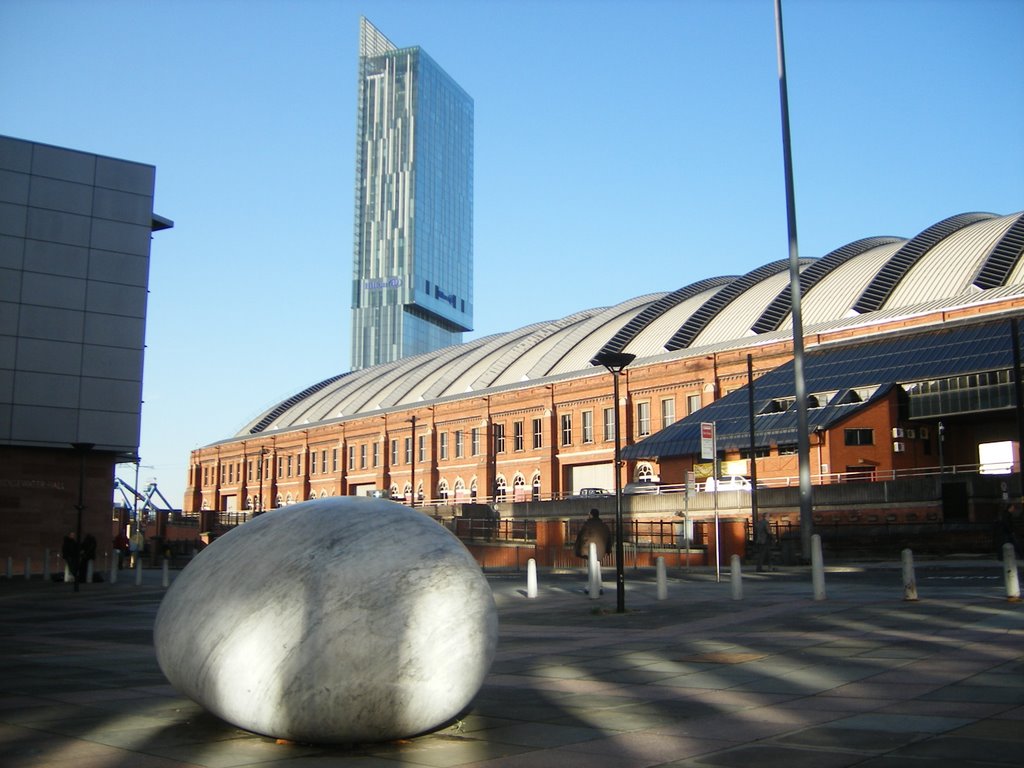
[153,497,498,743]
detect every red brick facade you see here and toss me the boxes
[1,446,116,574]
[185,299,1024,519]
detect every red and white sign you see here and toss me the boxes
[701,422,715,460]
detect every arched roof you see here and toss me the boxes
[237,210,1024,437]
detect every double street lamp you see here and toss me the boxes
[590,350,635,614]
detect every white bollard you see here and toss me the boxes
[86,560,94,584]
[43,548,51,582]
[1003,543,1021,601]
[110,550,119,584]
[656,556,668,600]
[901,548,918,601]
[24,556,31,580]
[135,559,143,586]
[588,542,601,599]
[527,558,538,599]
[730,554,743,600]
[162,559,170,588]
[811,534,826,601]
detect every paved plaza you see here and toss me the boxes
[1,560,1022,767]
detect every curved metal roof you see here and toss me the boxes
[852,212,997,313]
[238,210,1024,436]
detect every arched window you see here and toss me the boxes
[512,473,527,502]
[437,478,450,501]
[403,483,412,503]
[495,475,507,502]
[275,494,283,508]
[636,462,657,482]
[390,484,399,500]
[531,472,542,501]
[470,478,478,501]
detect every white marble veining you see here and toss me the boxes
[153,497,497,743]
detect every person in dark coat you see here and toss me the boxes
[994,505,1020,559]
[78,533,97,583]
[575,509,612,559]
[755,514,773,572]
[61,532,78,583]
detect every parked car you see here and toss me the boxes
[572,487,612,498]
[703,475,752,492]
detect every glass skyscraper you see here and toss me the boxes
[351,18,474,370]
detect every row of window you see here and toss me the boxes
[202,448,343,487]
[200,395,703,487]
[233,467,548,511]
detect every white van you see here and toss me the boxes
[703,476,752,492]
[623,480,661,495]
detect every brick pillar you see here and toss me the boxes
[534,519,566,567]
[708,520,747,565]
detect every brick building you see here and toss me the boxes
[185,211,1024,525]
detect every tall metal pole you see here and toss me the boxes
[70,442,93,593]
[591,350,635,614]
[747,354,760,528]
[1010,319,1024,509]
[257,447,265,514]
[774,0,813,559]
[409,414,417,507]
[611,367,626,613]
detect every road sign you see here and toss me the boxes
[701,422,715,460]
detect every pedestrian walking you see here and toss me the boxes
[755,514,773,572]
[61,532,78,583]
[575,509,612,594]
[574,509,612,559]
[79,533,97,583]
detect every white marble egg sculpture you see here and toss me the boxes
[153,496,498,743]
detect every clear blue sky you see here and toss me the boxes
[3,0,1022,507]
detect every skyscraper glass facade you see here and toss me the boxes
[351,18,473,370]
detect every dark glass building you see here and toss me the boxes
[351,18,473,370]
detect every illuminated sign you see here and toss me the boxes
[363,277,403,290]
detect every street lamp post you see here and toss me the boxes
[590,351,636,614]
[409,415,417,507]
[256,447,267,515]
[938,421,945,479]
[70,442,94,593]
